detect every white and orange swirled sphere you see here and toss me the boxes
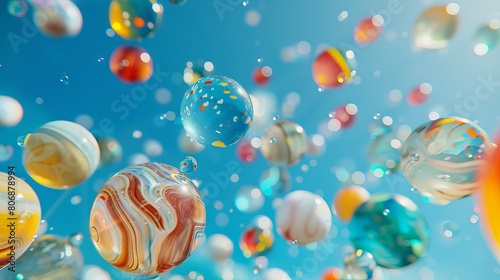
[276,190,332,245]
[89,162,206,277]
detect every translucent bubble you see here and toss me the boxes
[470,215,479,224]
[97,58,104,62]
[180,156,198,174]
[410,153,420,161]
[19,211,32,223]
[441,221,460,238]
[269,137,276,143]
[17,135,27,146]
[473,23,500,56]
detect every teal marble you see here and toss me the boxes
[348,194,430,269]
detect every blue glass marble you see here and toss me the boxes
[180,75,253,148]
[180,156,198,174]
[348,194,430,269]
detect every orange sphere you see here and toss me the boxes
[334,185,370,222]
[478,135,500,261]
[354,16,383,44]
[109,45,153,83]
[322,267,344,280]
[312,47,355,89]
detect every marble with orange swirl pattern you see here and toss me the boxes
[89,162,206,277]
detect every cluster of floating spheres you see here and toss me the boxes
[109,45,153,83]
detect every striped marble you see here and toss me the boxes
[260,120,308,167]
[401,117,491,204]
[276,190,332,245]
[89,162,206,276]
[23,120,100,189]
[0,172,41,269]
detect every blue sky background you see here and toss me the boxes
[2,0,500,279]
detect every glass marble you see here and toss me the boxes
[413,4,459,49]
[478,133,500,261]
[89,162,206,276]
[276,190,332,245]
[235,186,264,213]
[349,194,430,269]
[252,66,272,85]
[0,145,14,162]
[0,234,84,280]
[236,139,258,163]
[97,137,123,167]
[110,45,153,83]
[109,0,163,40]
[0,172,41,270]
[29,0,83,37]
[247,92,277,136]
[312,47,356,89]
[180,75,253,148]
[0,95,23,127]
[344,249,376,280]
[473,22,500,56]
[207,234,233,262]
[7,0,28,17]
[330,103,358,129]
[240,215,274,258]
[400,117,491,204]
[407,83,432,105]
[354,16,383,44]
[22,120,100,189]
[259,166,291,196]
[180,156,198,174]
[260,120,307,167]
[334,185,370,222]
